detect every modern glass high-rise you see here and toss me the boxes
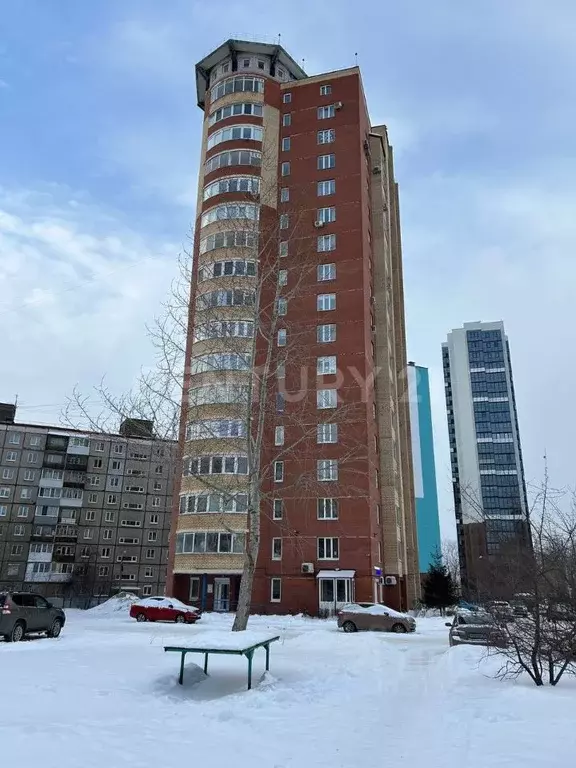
[442,321,529,597]
[407,363,442,574]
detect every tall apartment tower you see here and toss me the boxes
[168,40,419,615]
[0,405,175,604]
[407,363,442,575]
[442,321,530,597]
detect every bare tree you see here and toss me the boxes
[442,538,461,588]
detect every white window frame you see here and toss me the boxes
[273,499,283,520]
[317,153,336,170]
[317,423,338,444]
[272,537,282,560]
[282,113,291,126]
[317,293,336,311]
[317,356,337,375]
[318,537,339,560]
[270,577,282,602]
[275,426,285,446]
[317,324,336,343]
[317,459,338,482]
[282,137,291,152]
[317,234,336,252]
[317,129,335,144]
[317,105,335,119]
[317,207,336,224]
[317,263,336,281]
[281,161,290,176]
[320,84,332,96]
[274,461,284,483]
[318,179,336,196]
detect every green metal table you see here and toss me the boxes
[164,635,280,690]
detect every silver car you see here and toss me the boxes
[447,610,507,648]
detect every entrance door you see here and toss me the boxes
[214,578,231,612]
[318,578,354,616]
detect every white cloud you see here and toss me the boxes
[0,186,178,425]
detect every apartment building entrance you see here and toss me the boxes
[214,577,231,612]
[317,570,355,616]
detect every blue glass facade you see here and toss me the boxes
[443,323,530,597]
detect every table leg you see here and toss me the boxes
[246,650,254,690]
[179,652,185,685]
[204,652,209,674]
[265,643,270,672]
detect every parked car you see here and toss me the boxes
[485,600,514,621]
[510,600,529,617]
[129,596,201,624]
[446,610,507,648]
[337,603,416,633]
[0,591,66,642]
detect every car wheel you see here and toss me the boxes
[391,623,407,633]
[136,613,147,623]
[175,614,186,624]
[342,620,357,633]
[7,621,25,643]
[47,619,63,638]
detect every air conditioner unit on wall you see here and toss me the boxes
[314,220,325,228]
[384,575,397,586]
[301,562,314,574]
[334,101,343,110]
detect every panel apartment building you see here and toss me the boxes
[442,321,530,598]
[167,39,420,615]
[0,404,175,604]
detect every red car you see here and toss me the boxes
[129,596,201,624]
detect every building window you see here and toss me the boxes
[317,459,338,481]
[283,93,292,103]
[14,525,24,537]
[318,179,336,196]
[317,207,336,224]
[317,293,336,311]
[0,488,10,498]
[317,263,336,281]
[207,102,263,127]
[272,538,282,560]
[29,435,41,447]
[317,424,338,444]
[275,426,285,446]
[276,393,285,413]
[277,362,286,379]
[242,58,250,67]
[282,137,291,151]
[317,129,335,144]
[98,566,109,577]
[0,505,7,516]
[150,513,159,525]
[148,531,158,542]
[279,241,288,257]
[107,494,117,505]
[2,468,14,480]
[153,481,162,491]
[104,511,115,523]
[89,476,100,487]
[94,441,105,452]
[88,493,98,504]
[111,460,121,471]
[281,161,290,176]
[109,477,120,488]
[317,234,336,252]
[93,459,103,469]
[101,547,111,558]
[11,544,23,555]
[6,451,18,462]
[17,506,28,518]
[146,548,156,559]
[27,452,38,463]
[317,105,336,120]
[277,329,287,347]
[318,537,339,559]
[320,84,332,96]
[145,566,153,578]
[277,298,288,316]
[273,499,283,520]
[274,461,284,482]
[280,187,289,202]
[206,124,263,151]
[270,578,282,602]
[257,60,265,70]
[278,269,288,286]
[20,489,33,500]
[317,324,336,343]
[142,584,152,596]
[113,444,124,454]
[282,113,291,126]
[83,529,94,540]
[317,153,335,170]
[155,466,163,474]
[85,510,95,522]
[317,356,337,375]
[279,214,289,230]
[8,433,21,445]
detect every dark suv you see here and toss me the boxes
[0,592,66,642]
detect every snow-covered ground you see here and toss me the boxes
[2,603,575,767]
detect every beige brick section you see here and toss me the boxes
[370,126,421,606]
[176,513,247,533]
[173,552,244,573]
[260,105,279,209]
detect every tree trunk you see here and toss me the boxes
[233,502,260,631]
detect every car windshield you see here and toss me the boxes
[460,613,493,625]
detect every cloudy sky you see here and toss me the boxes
[2,0,575,538]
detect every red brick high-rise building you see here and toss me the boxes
[167,39,420,615]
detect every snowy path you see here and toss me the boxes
[1,610,575,767]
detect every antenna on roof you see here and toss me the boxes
[277,33,281,45]
[355,52,358,66]
[301,58,305,69]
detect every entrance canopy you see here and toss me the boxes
[316,570,356,579]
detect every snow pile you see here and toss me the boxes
[88,592,139,615]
